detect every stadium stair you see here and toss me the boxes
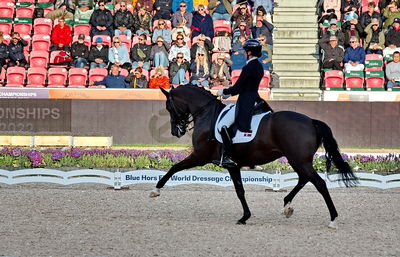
[271,0,322,100]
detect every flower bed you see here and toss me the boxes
[0,148,399,174]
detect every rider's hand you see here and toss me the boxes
[217,89,224,96]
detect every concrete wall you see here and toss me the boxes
[0,99,399,148]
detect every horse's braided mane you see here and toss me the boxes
[172,85,218,100]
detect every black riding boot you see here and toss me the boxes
[219,126,237,168]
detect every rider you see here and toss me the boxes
[215,39,264,168]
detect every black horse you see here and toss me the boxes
[150,85,357,228]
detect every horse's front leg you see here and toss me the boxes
[150,153,207,197]
[227,167,251,225]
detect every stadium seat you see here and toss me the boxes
[29,50,49,68]
[259,70,271,89]
[47,67,67,87]
[73,24,91,37]
[49,50,70,68]
[36,1,54,16]
[68,68,88,88]
[0,68,6,86]
[365,54,383,71]
[231,70,241,85]
[34,18,53,35]
[26,67,47,87]
[365,70,385,91]
[6,67,26,87]
[89,68,108,88]
[213,19,231,33]
[0,2,15,18]
[15,2,34,18]
[92,35,112,47]
[72,35,91,47]
[31,34,51,51]
[13,21,33,36]
[119,68,129,77]
[324,70,344,90]
[21,34,31,54]
[114,34,131,51]
[0,19,12,34]
[345,70,364,90]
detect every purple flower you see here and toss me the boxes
[26,150,42,167]
[11,148,22,157]
[148,152,159,159]
[51,150,65,161]
[278,157,288,164]
[70,148,82,158]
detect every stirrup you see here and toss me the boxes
[221,155,237,168]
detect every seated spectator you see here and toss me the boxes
[344,36,365,71]
[90,0,114,37]
[172,2,193,28]
[190,34,214,64]
[0,33,8,73]
[253,0,273,22]
[133,6,153,36]
[233,21,251,43]
[341,0,359,19]
[385,51,400,88]
[210,53,232,88]
[232,2,252,28]
[131,34,151,70]
[50,18,72,52]
[168,36,191,62]
[150,36,170,67]
[213,31,232,52]
[74,4,94,21]
[342,18,362,48]
[125,67,149,88]
[134,0,154,12]
[152,19,172,44]
[172,0,194,13]
[323,0,341,21]
[208,0,232,22]
[76,0,94,9]
[232,34,246,54]
[169,52,190,85]
[364,18,385,55]
[171,23,191,42]
[321,18,345,47]
[114,1,134,38]
[251,16,274,47]
[191,5,214,39]
[149,66,170,89]
[384,18,400,58]
[383,1,400,30]
[109,36,131,70]
[258,35,272,70]
[71,34,89,68]
[88,37,109,69]
[231,51,246,70]
[253,6,268,26]
[319,35,344,71]
[318,8,338,28]
[45,0,75,21]
[153,0,173,20]
[94,64,130,88]
[360,2,381,32]
[7,32,28,68]
[190,49,211,88]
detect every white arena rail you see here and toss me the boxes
[0,169,399,190]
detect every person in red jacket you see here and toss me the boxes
[50,18,72,52]
[149,66,170,89]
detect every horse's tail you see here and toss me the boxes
[312,119,358,187]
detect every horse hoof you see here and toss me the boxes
[328,219,338,230]
[149,188,160,198]
[283,206,294,218]
[236,220,246,225]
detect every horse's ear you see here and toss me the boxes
[160,87,170,98]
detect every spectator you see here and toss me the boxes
[172,2,193,28]
[7,32,27,68]
[364,18,385,55]
[94,64,130,88]
[191,5,214,39]
[344,36,365,71]
[168,36,191,62]
[208,0,233,21]
[258,35,272,70]
[134,0,154,12]
[0,33,8,73]
[133,6,152,36]
[45,0,75,21]
[318,8,338,27]
[253,0,273,22]
[210,53,232,88]
[321,18,345,47]
[149,66,170,89]
[152,19,172,44]
[253,6,267,25]
[232,2,252,28]
[232,34,246,54]
[74,5,94,22]
[360,2,381,31]
[324,0,341,21]
[171,23,191,42]
[190,49,211,88]
[125,67,149,88]
[190,34,214,64]
[71,34,89,68]
[169,52,190,85]
[114,1,134,38]
[251,16,274,46]
[150,36,170,67]
[341,0,359,18]
[109,36,131,70]
[90,0,114,37]
[88,37,109,69]
[233,21,251,43]
[172,0,194,13]
[50,18,72,52]
[342,18,362,48]
[385,18,400,50]
[383,1,400,29]
[131,34,151,70]
[385,51,400,88]
[319,35,344,71]
[153,0,173,20]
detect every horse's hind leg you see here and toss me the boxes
[282,176,307,218]
[227,167,251,225]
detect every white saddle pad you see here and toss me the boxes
[215,104,271,144]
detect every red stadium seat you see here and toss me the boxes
[21,34,31,54]
[73,24,91,37]
[89,68,108,88]
[13,22,33,36]
[34,18,53,35]
[68,68,88,88]
[365,77,385,90]
[213,19,232,33]
[72,35,91,47]
[0,21,12,35]
[92,35,112,47]
[0,67,6,86]
[49,50,70,68]
[29,50,49,68]
[31,34,51,51]
[26,67,47,87]
[231,70,241,85]
[324,70,344,90]
[259,70,271,89]
[132,35,151,46]
[0,2,15,18]
[47,67,67,87]
[6,66,26,87]
[15,3,34,18]
[365,54,383,71]
[345,77,364,90]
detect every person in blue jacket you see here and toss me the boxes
[172,0,194,13]
[94,64,130,88]
[191,5,214,39]
[344,36,366,71]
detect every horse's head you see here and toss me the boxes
[160,87,189,138]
